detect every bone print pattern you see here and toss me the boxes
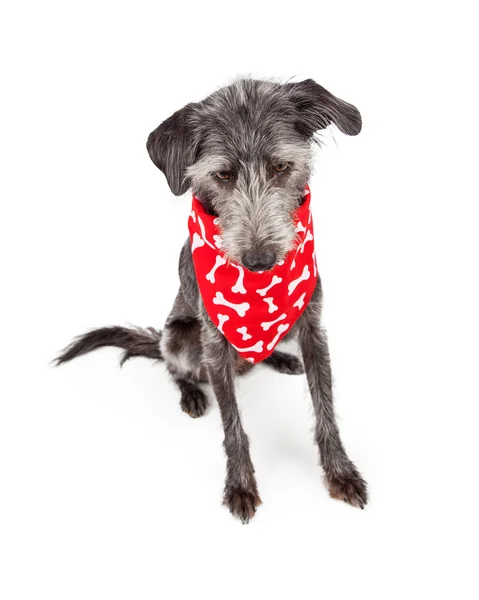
[288,264,310,296]
[217,313,229,334]
[261,313,287,331]
[197,215,215,249]
[295,220,306,234]
[232,340,264,354]
[188,185,318,362]
[263,297,278,313]
[256,275,282,297]
[231,264,246,294]
[191,232,205,252]
[236,326,252,341]
[212,292,250,317]
[299,230,313,253]
[267,323,290,351]
[293,292,306,310]
[206,255,227,283]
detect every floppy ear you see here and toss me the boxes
[146,103,199,196]
[287,79,362,138]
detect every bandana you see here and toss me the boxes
[188,186,318,363]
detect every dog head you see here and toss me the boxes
[147,78,361,271]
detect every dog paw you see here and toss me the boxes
[278,354,304,375]
[327,468,368,509]
[223,486,262,524]
[268,351,304,375]
[180,387,208,418]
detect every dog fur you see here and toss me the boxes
[56,77,367,522]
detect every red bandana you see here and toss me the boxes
[188,186,318,363]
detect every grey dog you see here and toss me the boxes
[56,77,367,522]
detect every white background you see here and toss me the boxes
[1,1,478,598]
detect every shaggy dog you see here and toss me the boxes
[57,77,367,522]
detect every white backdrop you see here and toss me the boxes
[1,1,478,598]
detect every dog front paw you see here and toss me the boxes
[327,467,368,509]
[276,353,304,375]
[223,486,262,524]
[180,386,208,418]
[266,350,304,375]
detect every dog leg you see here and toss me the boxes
[200,305,261,523]
[297,283,368,509]
[159,305,212,418]
[263,350,304,375]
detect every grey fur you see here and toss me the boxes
[56,77,367,522]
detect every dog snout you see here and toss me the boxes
[241,249,277,272]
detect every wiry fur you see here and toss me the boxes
[56,326,163,367]
[57,76,367,522]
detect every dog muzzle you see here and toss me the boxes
[188,185,318,363]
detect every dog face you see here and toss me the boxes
[147,78,361,271]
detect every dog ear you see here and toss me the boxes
[288,79,361,138]
[146,103,199,196]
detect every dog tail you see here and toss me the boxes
[54,326,163,367]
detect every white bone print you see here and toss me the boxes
[256,275,282,297]
[295,220,306,234]
[261,313,286,331]
[217,313,229,333]
[212,292,250,317]
[191,232,205,252]
[267,323,289,351]
[312,251,317,277]
[246,357,255,363]
[288,264,310,296]
[206,255,227,283]
[290,258,296,270]
[300,230,314,253]
[197,215,215,249]
[231,264,246,294]
[277,259,285,265]
[263,297,278,313]
[190,210,196,222]
[236,326,252,341]
[232,340,264,353]
[213,234,223,249]
[293,292,306,310]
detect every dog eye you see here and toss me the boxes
[215,171,231,181]
[273,163,289,173]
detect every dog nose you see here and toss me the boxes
[242,249,277,272]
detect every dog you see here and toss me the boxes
[56,77,367,522]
